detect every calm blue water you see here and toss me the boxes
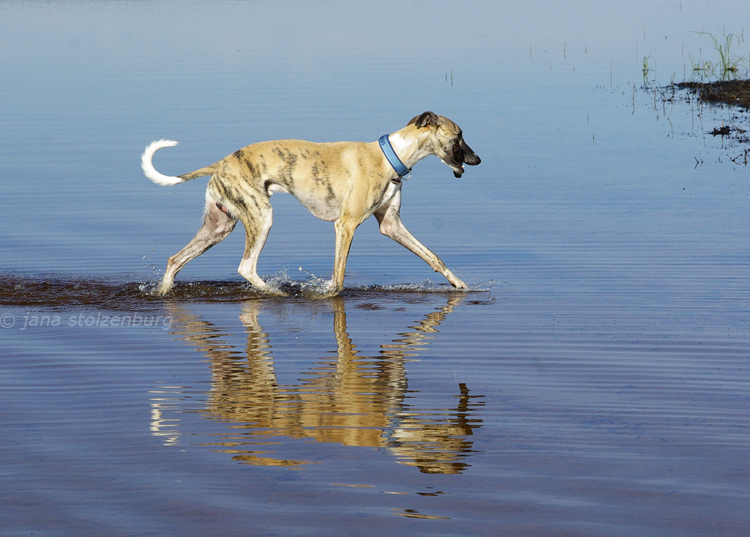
[1,1,750,535]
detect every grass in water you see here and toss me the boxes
[648,28,750,164]
[688,30,748,82]
[671,29,750,109]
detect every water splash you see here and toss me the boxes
[0,271,493,308]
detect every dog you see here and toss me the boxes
[141,111,480,295]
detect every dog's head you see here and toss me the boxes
[408,111,481,178]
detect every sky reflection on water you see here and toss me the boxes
[1,1,750,535]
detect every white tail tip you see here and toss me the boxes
[142,139,182,186]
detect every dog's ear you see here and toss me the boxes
[408,111,440,129]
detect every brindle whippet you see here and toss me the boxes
[141,111,480,295]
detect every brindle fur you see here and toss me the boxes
[141,111,480,295]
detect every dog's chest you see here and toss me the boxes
[293,191,343,222]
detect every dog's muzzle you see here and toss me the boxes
[453,143,481,178]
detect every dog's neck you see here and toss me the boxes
[387,128,434,170]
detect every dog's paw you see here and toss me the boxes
[153,284,173,296]
[451,280,469,290]
[300,280,341,299]
[262,286,289,297]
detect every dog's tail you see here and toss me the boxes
[141,140,215,186]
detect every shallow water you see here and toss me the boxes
[2,0,750,535]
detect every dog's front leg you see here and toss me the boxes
[375,199,468,289]
[330,218,358,294]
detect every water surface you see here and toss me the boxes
[1,1,749,535]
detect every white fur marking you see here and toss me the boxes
[141,139,183,186]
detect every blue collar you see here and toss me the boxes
[378,135,410,178]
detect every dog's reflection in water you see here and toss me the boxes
[157,296,483,474]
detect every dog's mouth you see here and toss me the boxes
[447,141,480,178]
[450,163,465,178]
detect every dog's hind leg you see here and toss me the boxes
[157,192,238,295]
[236,197,275,291]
